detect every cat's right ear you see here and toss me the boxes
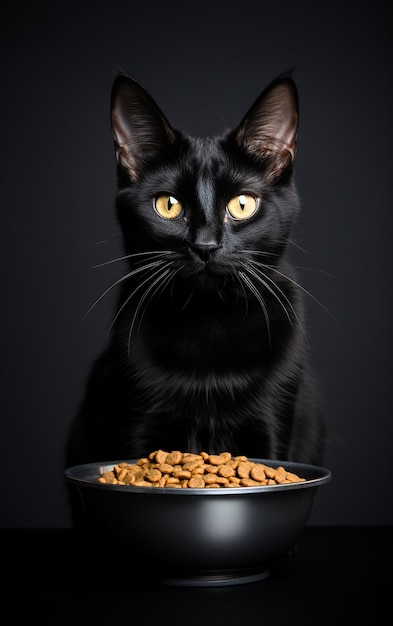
[111,75,176,182]
[235,75,299,181]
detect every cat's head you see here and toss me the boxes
[110,73,300,293]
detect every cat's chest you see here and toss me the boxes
[130,304,272,375]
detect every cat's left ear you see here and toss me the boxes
[235,75,299,181]
[111,74,176,182]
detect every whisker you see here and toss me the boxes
[127,266,179,357]
[108,261,175,334]
[231,266,250,319]
[247,251,335,321]
[84,258,169,319]
[248,245,336,280]
[179,288,194,312]
[238,270,271,346]
[136,267,181,334]
[287,239,309,254]
[239,260,295,330]
[264,264,333,317]
[127,270,171,356]
[292,265,336,279]
[92,250,173,269]
[245,249,278,258]
[249,260,305,321]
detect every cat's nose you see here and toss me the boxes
[191,243,219,263]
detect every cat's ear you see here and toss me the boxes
[111,75,176,182]
[235,75,299,181]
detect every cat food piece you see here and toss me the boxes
[156,463,175,474]
[154,449,169,465]
[262,465,277,479]
[272,466,287,484]
[97,451,306,489]
[173,469,192,479]
[165,451,183,465]
[240,478,264,487]
[237,462,253,479]
[217,465,235,478]
[166,476,180,485]
[285,471,305,483]
[204,473,222,484]
[212,475,230,485]
[250,464,266,482]
[123,473,136,485]
[145,468,162,483]
[115,468,129,482]
[188,476,205,488]
[182,459,204,472]
[181,453,204,464]
[208,452,232,465]
[97,471,117,484]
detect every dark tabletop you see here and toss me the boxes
[2,526,392,625]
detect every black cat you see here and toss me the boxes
[66,72,325,471]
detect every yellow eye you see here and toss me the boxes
[154,194,184,220]
[226,194,258,220]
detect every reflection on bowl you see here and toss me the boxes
[65,458,331,587]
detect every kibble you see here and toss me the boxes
[97,450,306,489]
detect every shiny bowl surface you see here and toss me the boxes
[65,458,331,586]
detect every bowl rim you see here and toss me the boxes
[65,458,332,495]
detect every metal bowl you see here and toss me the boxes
[65,458,331,586]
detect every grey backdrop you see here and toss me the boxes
[1,1,392,527]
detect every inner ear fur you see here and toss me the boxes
[235,75,299,180]
[111,75,176,182]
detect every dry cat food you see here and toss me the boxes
[97,450,306,489]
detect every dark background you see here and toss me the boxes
[1,1,391,528]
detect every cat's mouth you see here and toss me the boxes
[184,251,239,293]
[189,248,226,275]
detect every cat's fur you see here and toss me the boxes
[66,73,325,472]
